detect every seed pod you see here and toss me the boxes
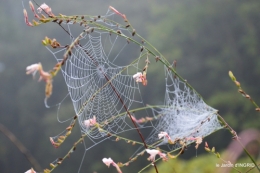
[132,29,136,36]
[228,71,236,81]
[50,163,56,168]
[43,169,51,173]
[66,131,71,136]
[205,147,211,152]
[235,81,240,87]
[140,46,144,52]
[211,147,215,153]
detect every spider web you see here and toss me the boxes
[43,8,154,172]
[47,9,147,140]
[145,67,223,150]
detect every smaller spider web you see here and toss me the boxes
[145,66,223,150]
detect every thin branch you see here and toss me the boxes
[217,114,260,172]
[0,123,42,171]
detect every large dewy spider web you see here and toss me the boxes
[42,9,154,172]
[48,9,145,139]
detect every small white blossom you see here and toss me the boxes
[145,149,160,162]
[133,72,147,85]
[26,63,51,82]
[102,157,114,167]
[133,72,142,82]
[102,157,122,173]
[26,63,40,76]
[146,149,167,162]
[158,131,170,139]
[24,168,36,173]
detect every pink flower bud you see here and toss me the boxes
[23,9,33,27]
[109,6,126,20]
[29,1,35,12]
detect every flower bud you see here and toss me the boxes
[58,136,65,140]
[235,81,240,87]
[43,169,51,173]
[42,40,47,46]
[50,163,56,168]
[66,131,71,136]
[205,147,211,152]
[29,1,35,12]
[167,152,177,159]
[228,71,236,81]
[32,20,39,26]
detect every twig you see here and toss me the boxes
[0,123,42,171]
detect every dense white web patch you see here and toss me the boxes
[145,67,223,149]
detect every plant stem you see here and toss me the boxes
[217,114,260,172]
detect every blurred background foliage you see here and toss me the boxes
[1,0,260,172]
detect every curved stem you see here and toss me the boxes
[217,114,260,172]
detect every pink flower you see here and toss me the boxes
[102,157,122,173]
[84,116,96,128]
[205,141,209,148]
[186,136,203,149]
[133,72,147,85]
[145,149,168,162]
[158,132,171,140]
[159,152,168,161]
[50,137,59,148]
[145,149,159,162]
[26,63,51,82]
[26,63,40,76]
[129,115,145,124]
[24,168,36,173]
[133,72,142,81]
[37,3,52,15]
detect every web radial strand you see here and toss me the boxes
[48,13,144,139]
[146,66,223,148]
